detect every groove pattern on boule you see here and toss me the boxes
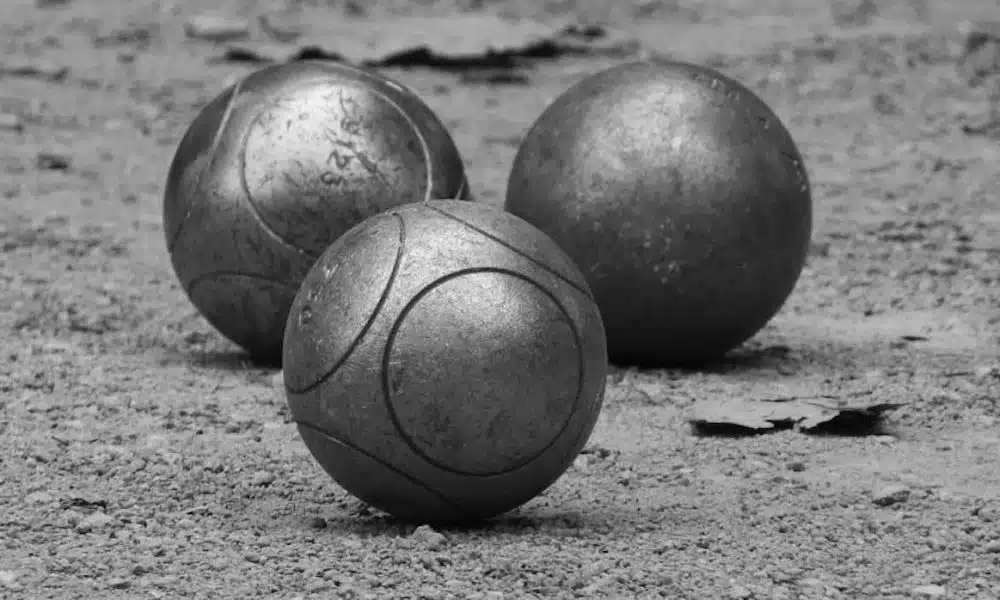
[163,60,472,361]
[283,200,607,524]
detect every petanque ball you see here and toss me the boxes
[283,200,607,523]
[505,60,812,368]
[164,60,471,362]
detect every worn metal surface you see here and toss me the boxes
[164,60,471,361]
[505,60,812,367]
[283,200,607,523]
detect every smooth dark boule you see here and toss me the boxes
[283,200,607,524]
[505,60,812,367]
[164,60,471,361]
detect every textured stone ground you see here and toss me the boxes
[1,0,998,598]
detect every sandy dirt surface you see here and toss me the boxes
[2,0,999,598]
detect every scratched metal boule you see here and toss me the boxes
[163,60,472,361]
[505,60,813,368]
[282,200,607,524]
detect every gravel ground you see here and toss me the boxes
[1,0,998,598]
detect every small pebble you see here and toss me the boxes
[107,578,131,590]
[75,511,114,533]
[787,461,806,472]
[308,517,327,530]
[910,584,946,597]
[728,584,753,599]
[203,458,224,473]
[926,536,948,550]
[873,435,897,444]
[0,571,18,588]
[933,488,954,501]
[974,504,998,522]
[873,484,911,506]
[25,491,53,505]
[0,113,23,131]
[410,525,447,548]
[983,540,1000,553]
[251,470,276,486]
[973,364,998,379]
[184,15,249,41]
[36,152,71,171]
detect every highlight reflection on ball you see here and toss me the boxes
[164,60,471,361]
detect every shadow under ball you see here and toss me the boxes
[163,60,471,361]
[505,60,813,368]
[283,200,607,524]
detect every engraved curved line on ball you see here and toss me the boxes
[294,421,468,515]
[319,60,416,100]
[167,76,246,254]
[237,109,326,261]
[315,60,382,85]
[285,212,406,395]
[184,270,300,296]
[423,204,593,300]
[371,84,434,205]
[380,267,585,478]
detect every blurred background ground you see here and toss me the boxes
[1,0,998,598]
